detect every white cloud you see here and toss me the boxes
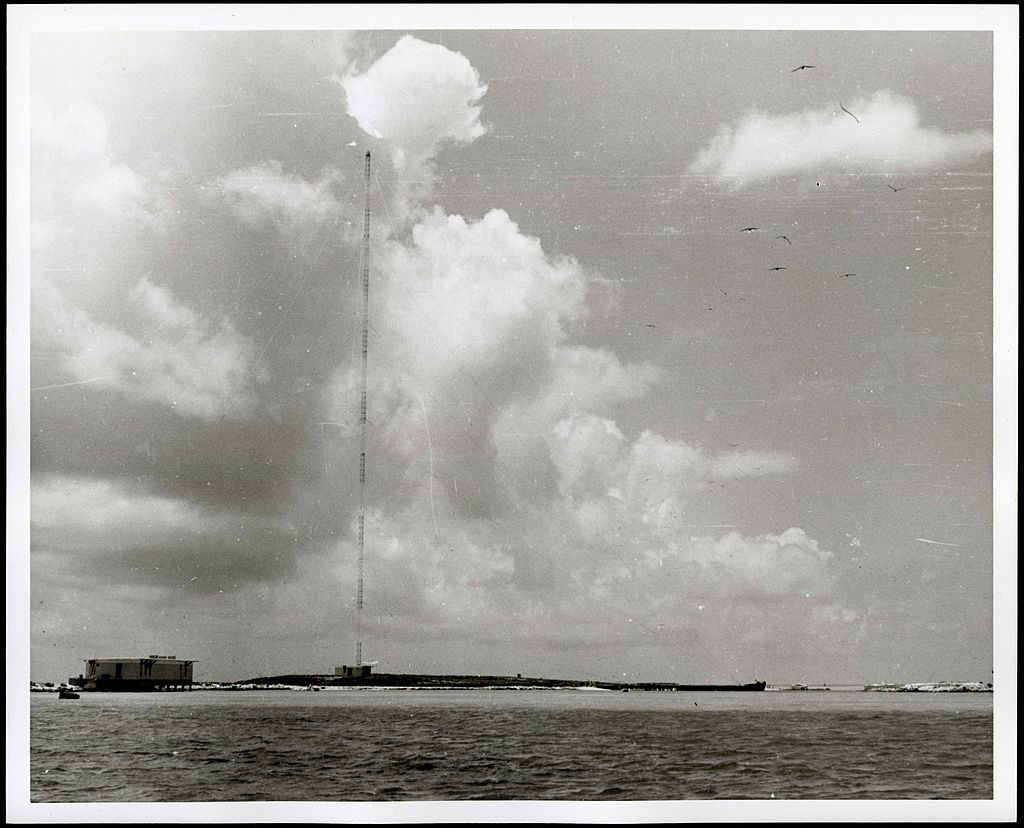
[31,100,169,233]
[218,160,347,233]
[30,102,267,421]
[488,347,663,508]
[337,202,665,526]
[547,415,798,514]
[339,35,488,181]
[685,528,834,598]
[511,345,664,427]
[327,385,824,643]
[548,415,626,498]
[130,274,202,329]
[32,99,109,157]
[379,207,585,389]
[37,274,266,420]
[689,90,993,183]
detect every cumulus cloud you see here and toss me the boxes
[30,100,266,421]
[548,415,798,511]
[685,528,833,598]
[689,90,993,183]
[499,345,664,439]
[339,35,488,181]
[332,202,667,526]
[324,360,819,644]
[379,207,585,387]
[218,160,348,234]
[36,274,266,420]
[310,38,830,654]
[31,100,170,236]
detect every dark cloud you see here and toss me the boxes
[68,539,300,595]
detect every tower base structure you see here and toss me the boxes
[335,664,373,678]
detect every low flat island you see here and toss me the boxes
[229,673,768,692]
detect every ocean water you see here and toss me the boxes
[29,689,992,803]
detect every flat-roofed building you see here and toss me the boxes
[70,656,194,691]
[334,664,373,679]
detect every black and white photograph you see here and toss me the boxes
[7,4,1017,823]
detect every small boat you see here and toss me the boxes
[58,689,80,699]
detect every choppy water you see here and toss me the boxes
[30,689,992,802]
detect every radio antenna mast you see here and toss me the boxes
[355,150,371,669]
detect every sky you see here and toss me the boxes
[9,7,1017,691]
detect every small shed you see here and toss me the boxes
[334,664,373,679]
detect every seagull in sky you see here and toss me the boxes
[768,266,788,272]
[741,227,759,232]
[840,273,856,278]
[839,102,860,123]
[791,64,815,72]
[887,184,906,192]
[774,235,792,245]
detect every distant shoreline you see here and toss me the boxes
[210,675,992,693]
[29,676,994,693]
[223,673,769,692]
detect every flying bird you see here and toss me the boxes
[741,227,759,232]
[791,64,815,72]
[839,102,860,123]
[768,266,788,272]
[840,273,856,278]
[774,235,792,245]
[887,184,906,192]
